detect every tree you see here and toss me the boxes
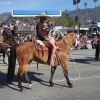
[84,2,88,25]
[93,0,98,21]
[65,9,68,16]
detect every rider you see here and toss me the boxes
[35,13,56,66]
[1,25,11,47]
[2,25,9,38]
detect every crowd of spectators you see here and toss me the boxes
[75,32,99,50]
[0,20,100,50]
[0,20,38,43]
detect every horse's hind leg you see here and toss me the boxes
[49,66,57,87]
[17,70,24,92]
[18,63,32,92]
[2,53,7,64]
[23,71,32,89]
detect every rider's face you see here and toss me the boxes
[40,17,46,22]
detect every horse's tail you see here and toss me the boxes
[6,44,18,83]
[95,39,100,61]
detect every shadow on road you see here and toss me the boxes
[0,70,69,91]
[69,57,99,64]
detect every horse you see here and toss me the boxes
[95,39,100,60]
[0,34,17,64]
[0,43,10,64]
[6,32,77,92]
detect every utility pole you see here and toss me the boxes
[73,0,80,34]
[76,3,80,34]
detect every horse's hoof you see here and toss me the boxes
[50,82,55,87]
[5,81,12,84]
[28,84,32,89]
[3,62,7,64]
[49,80,54,87]
[19,87,25,92]
[68,83,74,88]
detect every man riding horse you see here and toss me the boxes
[35,13,57,66]
[2,25,16,46]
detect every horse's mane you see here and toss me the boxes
[56,32,75,42]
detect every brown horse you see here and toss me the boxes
[0,43,10,64]
[6,32,77,92]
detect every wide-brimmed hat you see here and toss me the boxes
[34,12,52,20]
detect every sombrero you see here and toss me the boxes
[34,12,52,19]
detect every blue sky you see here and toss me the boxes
[0,0,100,14]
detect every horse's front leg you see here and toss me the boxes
[61,62,73,88]
[49,66,57,87]
[2,53,7,64]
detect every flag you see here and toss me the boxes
[73,0,80,5]
[77,0,80,3]
[73,0,76,5]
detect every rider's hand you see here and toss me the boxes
[51,28,55,32]
[46,37,50,41]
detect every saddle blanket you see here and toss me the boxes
[34,40,48,51]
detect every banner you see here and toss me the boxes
[73,0,80,5]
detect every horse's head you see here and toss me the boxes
[56,32,77,51]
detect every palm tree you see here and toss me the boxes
[93,0,98,21]
[65,9,69,16]
[84,2,87,25]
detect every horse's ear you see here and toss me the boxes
[58,35,63,39]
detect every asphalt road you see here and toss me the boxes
[0,49,100,100]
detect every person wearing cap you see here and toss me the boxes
[2,25,9,37]
[35,13,56,66]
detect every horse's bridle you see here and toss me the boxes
[56,36,71,54]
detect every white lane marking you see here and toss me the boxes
[1,75,100,88]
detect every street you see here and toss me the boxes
[0,49,100,100]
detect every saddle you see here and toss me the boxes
[33,40,58,65]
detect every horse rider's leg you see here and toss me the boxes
[49,66,57,87]
[23,71,32,89]
[48,40,56,66]
[61,62,73,88]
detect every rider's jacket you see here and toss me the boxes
[2,29,8,37]
[36,20,48,41]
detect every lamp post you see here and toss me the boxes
[93,0,97,22]
[73,0,80,34]
[84,2,87,25]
